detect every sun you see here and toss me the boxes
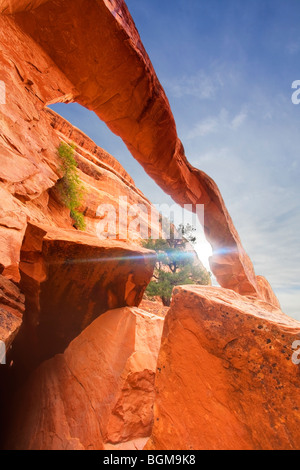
[194,230,213,271]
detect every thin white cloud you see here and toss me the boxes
[187,108,247,138]
[188,116,219,138]
[286,42,300,55]
[231,111,247,129]
[165,70,223,100]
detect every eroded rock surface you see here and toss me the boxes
[0,275,24,353]
[0,12,75,283]
[47,108,157,241]
[7,306,164,450]
[146,286,300,450]
[17,221,155,367]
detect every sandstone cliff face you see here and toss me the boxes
[47,108,156,241]
[0,12,74,285]
[0,10,160,358]
[146,286,300,450]
[7,307,164,450]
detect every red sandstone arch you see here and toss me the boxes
[2,0,279,305]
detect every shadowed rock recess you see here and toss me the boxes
[0,0,299,451]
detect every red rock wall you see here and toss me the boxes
[0,12,160,353]
[46,108,157,240]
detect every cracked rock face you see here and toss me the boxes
[6,307,164,450]
[146,285,300,450]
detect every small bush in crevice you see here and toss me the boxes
[142,224,211,306]
[57,142,86,231]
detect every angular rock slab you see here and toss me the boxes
[146,285,300,450]
[7,307,164,450]
[18,222,155,367]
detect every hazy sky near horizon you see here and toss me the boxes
[52,0,300,320]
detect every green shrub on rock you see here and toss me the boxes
[57,142,86,231]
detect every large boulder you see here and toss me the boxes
[6,306,164,450]
[146,285,300,450]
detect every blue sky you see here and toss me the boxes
[51,0,300,319]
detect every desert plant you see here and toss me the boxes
[57,142,86,231]
[143,224,211,306]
